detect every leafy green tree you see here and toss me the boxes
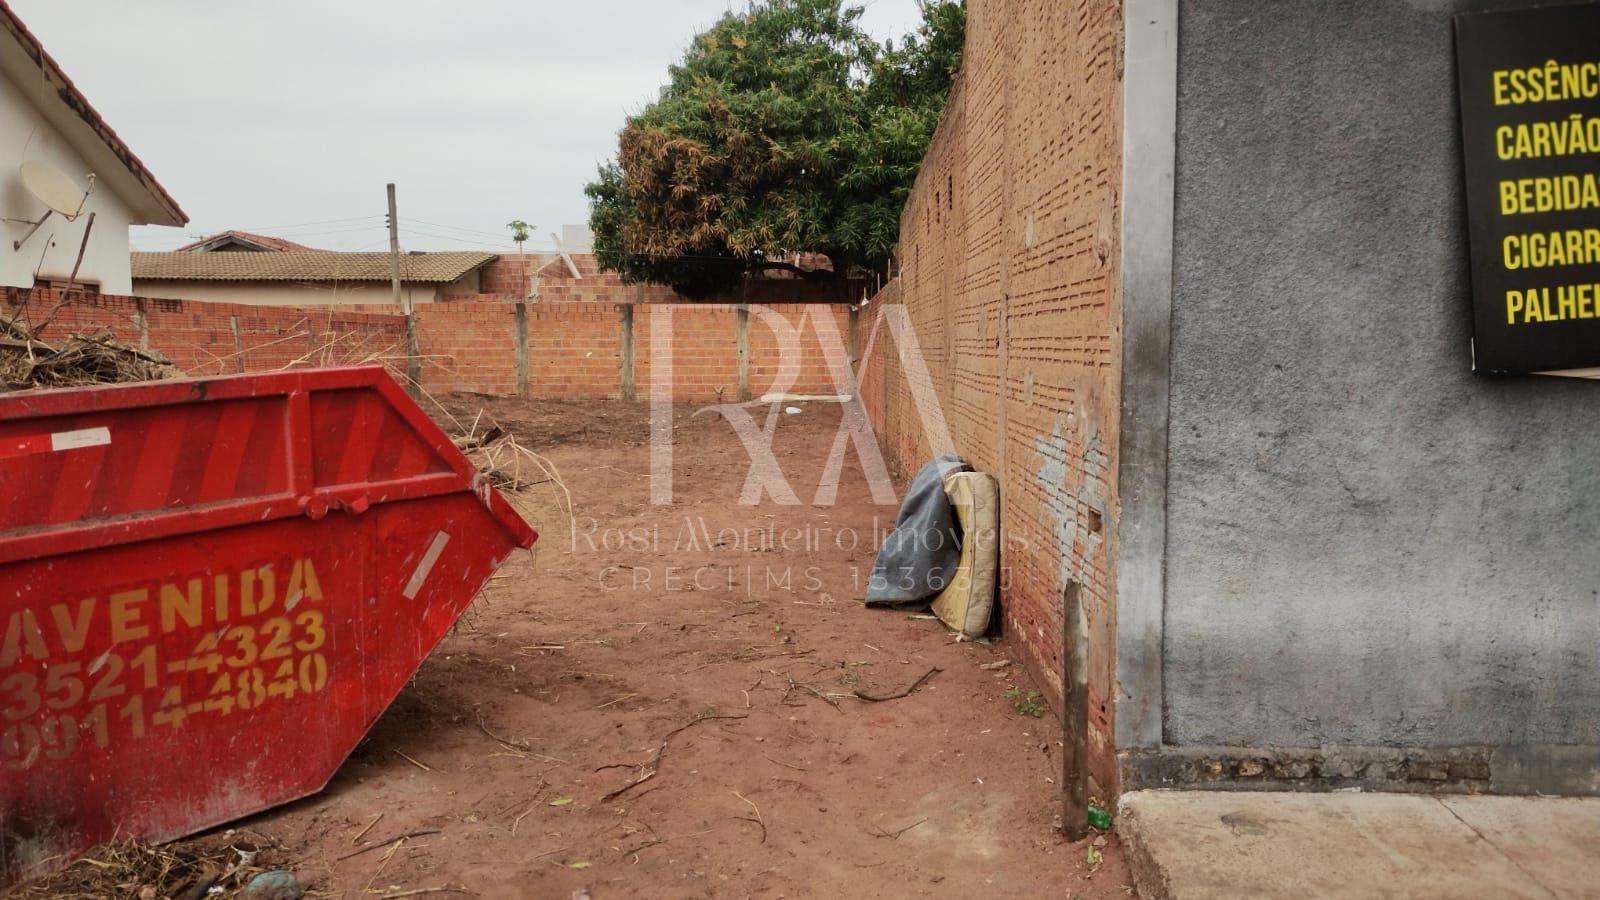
[586,0,964,298]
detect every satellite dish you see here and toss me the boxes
[20,161,92,219]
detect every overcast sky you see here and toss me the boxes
[10,0,927,253]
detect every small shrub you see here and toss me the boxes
[1006,686,1045,717]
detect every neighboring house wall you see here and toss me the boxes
[1159,0,1599,791]
[132,280,445,307]
[448,269,479,296]
[0,70,137,293]
[855,0,1126,796]
[479,253,554,297]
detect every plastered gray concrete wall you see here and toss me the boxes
[1165,0,1600,755]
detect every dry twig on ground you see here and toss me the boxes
[764,754,808,772]
[854,667,942,702]
[732,791,768,844]
[352,813,385,845]
[868,817,927,839]
[781,674,849,710]
[620,828,712,859]
[336,829,443,862]
[601,712,749,802]
[476,714,535,755]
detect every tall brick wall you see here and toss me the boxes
[854,0,1125,795]
[855,280,909,474]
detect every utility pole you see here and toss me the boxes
[387,183,421,396]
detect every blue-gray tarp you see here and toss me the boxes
[863,454,970,607]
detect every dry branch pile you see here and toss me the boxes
[452,421,521,490]
[452,412,567,494]
[446,409,576,546]
[8,837,283,899]
[278,323,403,373]
[0,318,182,392]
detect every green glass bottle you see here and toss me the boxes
[1087,804,1113,830]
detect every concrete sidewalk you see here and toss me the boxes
[1120,791,1600,899]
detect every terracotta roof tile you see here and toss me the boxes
[175,231,321,252]
[131,251,497,283]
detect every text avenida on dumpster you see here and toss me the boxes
[2,558,329,769]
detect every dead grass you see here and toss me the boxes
[8,835,285,899]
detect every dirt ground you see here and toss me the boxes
[110,397,1132,897]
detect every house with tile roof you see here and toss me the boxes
[131,250,497,307]
[0,0,185,295]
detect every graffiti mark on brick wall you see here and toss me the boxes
[1034,385,1109,591]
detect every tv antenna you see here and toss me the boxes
[11,161,95,251]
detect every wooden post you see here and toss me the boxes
[229,315,245,373]
[619,303,636,401]
[133,297,149,352]
[514,301,529,397]
[63,212,95,296]
[387,183,405,311]
[388,183,421,395]
[847,303,859,376]
[736,270,753,402]
[735,304,750,403]
[1062,581,1089,841]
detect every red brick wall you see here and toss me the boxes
[5,288,858,408]
[528,302,624,398]
[854,281,906,474]
[628,303,853,403]
[3,288,408,378]
[474,253,870,306]
[478,254,547,296]
[854,0,1125,795]
[746,304,854,399]
[411,302,856,401]
[414,302,521,397]
[633,303,741,402]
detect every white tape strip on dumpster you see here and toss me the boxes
[51,427,111,451]
[402,531,450,599]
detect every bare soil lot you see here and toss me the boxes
[27,397,1129,898]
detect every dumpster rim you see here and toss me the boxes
[0,365,536,563]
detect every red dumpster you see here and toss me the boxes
[0,366,535,880]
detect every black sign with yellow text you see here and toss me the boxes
[1455,2,1600,374]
